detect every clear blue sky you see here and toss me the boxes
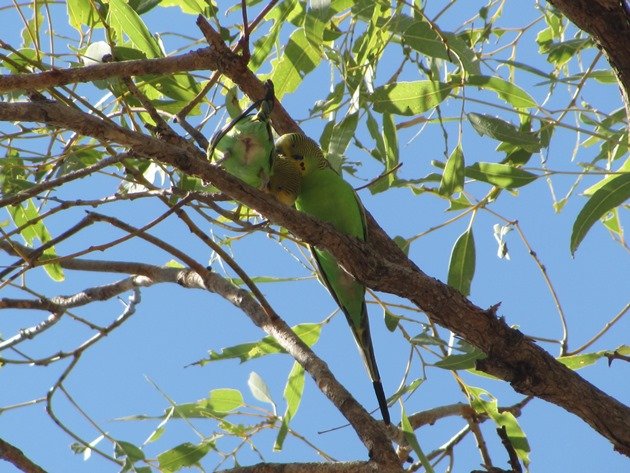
[1,2,628,472]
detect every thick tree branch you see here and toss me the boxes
[0,437,47,473]
[1,98,628,455]
[0,237,398,465]
[220,463,403,473]
[546,0,630,124]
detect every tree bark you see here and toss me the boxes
[547,0,630,125]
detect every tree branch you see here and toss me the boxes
[546,0,630,125]
[1,97,628,455]
[0,437,47,473]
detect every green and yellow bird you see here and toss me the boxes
[275,133,390,424]
[208,95,275,190]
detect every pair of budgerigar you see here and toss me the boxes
[209,102,390,425]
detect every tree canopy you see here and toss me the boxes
[0,1,628,473]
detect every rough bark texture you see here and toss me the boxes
[547,0,630,123]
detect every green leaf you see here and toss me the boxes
[558,345,630,370]
[462,75,537,109]
[370,113,399,193]
[383,308,399,332]
[304,0,331,50]
[467,113,542,151]
[439,145,465,195]
[328,112,359,156]
[108,0,162,59]
[547,38,593,67]
[248,371,276,410]
[467,386,530,467]
[164,389,244,420]
[401,406,435,473]
[571,172,630,255]
[434,348,486,370]
[251,0,303,71]
[160,0,210,15]
[371,81,452,116]
[67,0,100,31]
[465,162,538,189]
[274,362,305,451]
[114,440,145,462]
[194,323,322,365]
[583,157,630,196]
[392,235,410,256]
[158,441,213,473]
[269,28,320,98]
[447,228,475,296]
[7,200,64,281]
[354,1,391,67]
[377,13,479,73]
[366,110,386,161]
[207,388,244,413]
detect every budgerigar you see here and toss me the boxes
[275,133,390,424]
[208,95,275,190]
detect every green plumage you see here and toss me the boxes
[275,133,390,424]
[208,97,275,189]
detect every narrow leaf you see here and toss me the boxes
[158,441,213,473]
[465,162,537,189]
[7,200,64,281]
[447,228,476,296]
[558,345,630,370]
[571,172,630,255]
[468,113,541,151]
[371,113,399,193]
[434,349,486,370]
[328,112,359,156]
[269,28,320,98]
[108,0,162,58]
[274,362,305,450]
[463,75,537,108]
[467,386,530,467]
[193,323,321,365]
[372,81,451,116]
[401,406,435,473]
[439,145,465,195]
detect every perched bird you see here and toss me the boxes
[266,155,302,206]
[275,133,390,424]
[208,94,275,190]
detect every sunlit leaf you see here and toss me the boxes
[571,172,630,255]
[439,145,465,195]
[370,113,399,193]
[7,200,64,281]
[274,362,305,451]
[434,348,486,370]
[466,386,530,467]
[108,0,162,58]
[447,227,475,296]
[462,75,537,108]
[468,113,542,151]
[248,371,276,411]
[401,406,435,473]
[158,441,214,473]
[193,323,322,365]
[465,162,538,189]
[114,440,145,462]
[372,81,452,116]
[558,345,630,370]
[269,28,320,98]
